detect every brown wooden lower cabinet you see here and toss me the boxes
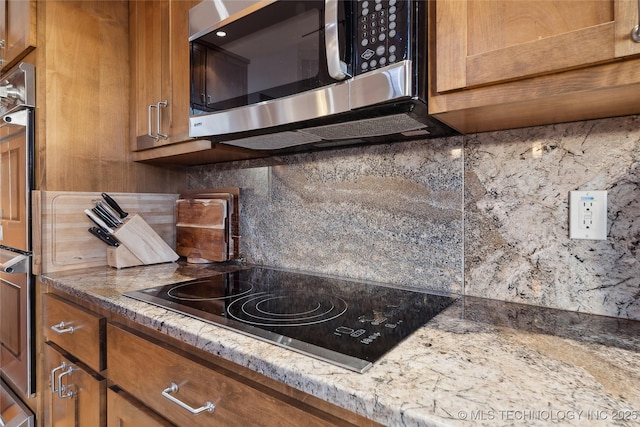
[40,290,380,427]
[42,293,107,426]
[107,324,380,427]
[107,387,175,427]
[42,343,106,427]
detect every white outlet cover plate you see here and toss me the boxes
[569,190,607,240]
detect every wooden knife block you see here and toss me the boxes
[107,214,179,269]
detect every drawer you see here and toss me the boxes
[107,324,341,427]
[43,293,105,372]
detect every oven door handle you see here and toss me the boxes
[1,108,29,128]
[0,253,29,274]
[325,0,350,81]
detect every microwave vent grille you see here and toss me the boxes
[300,113,427,140]
[222,131,322,150]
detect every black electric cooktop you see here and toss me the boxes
[124,267,456,373]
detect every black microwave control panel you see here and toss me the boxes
[355,0,408,75]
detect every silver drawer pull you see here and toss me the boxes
[51,321,74,334]
[50,362,75,399]
[156,100,168,139]
[148,103,159,140]
[57,365,76,399]
[50,362,67,394]
[633,0,640,42]
[161,382,215,415]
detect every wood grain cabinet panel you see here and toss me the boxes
[42,293,106,373]
[107,323,371,427]
[43,343,105,427]
[0,0,36,72]
[33,0,186,193]
[429,0,640,133]
[129,0,264,165]
[107,387,175,427]
[130,0,194,151]
[435,0,640,92]
[41,293,107,426]
[38,286,380,427]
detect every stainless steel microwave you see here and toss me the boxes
[188,0,455,153]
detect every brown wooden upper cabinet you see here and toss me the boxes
[129,0,264,165]
[130,0,196,151]
[0,0,36,72]
[429,0,640,133]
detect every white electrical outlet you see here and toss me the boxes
[569,190,607,240]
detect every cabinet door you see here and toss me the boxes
[0,0,36,71]
[43,344,105,427]
[130,0,197,151]
[130,0,167,149]
[435,0,640,92]
[107,388,174,427]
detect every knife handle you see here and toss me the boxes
[92,207,118,228]
[101,193,129,218]
[95,200,123,225]
[84,209,114,234]
[88,227,120,246]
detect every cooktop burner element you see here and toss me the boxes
[227,290,348,327]
[124,267,456,373]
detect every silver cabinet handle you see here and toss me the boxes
[148,103,158,140]
[51,321,74,334]
[50,362,75,399]
[161,382,215,415]
[633,0,640,42]
[156,100,168,139]
[57,365,76,399]
[50,362,67,394]
[325,0,349,80]
[147,100,169,140]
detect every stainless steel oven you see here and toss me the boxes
[0,62,35,426]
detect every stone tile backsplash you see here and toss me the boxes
[188,115,640,320]
[465,116,640,319]
[188,137,465,294]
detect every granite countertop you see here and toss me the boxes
[39,262,640,427]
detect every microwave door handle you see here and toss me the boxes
[325,0,350,80]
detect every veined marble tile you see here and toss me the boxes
[187,115,640,320]
[465,115,640,319]
[188,138,465,294]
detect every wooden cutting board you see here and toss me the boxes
[179,188,240,259]
[32,191,179,274]
[175,198,228,262]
